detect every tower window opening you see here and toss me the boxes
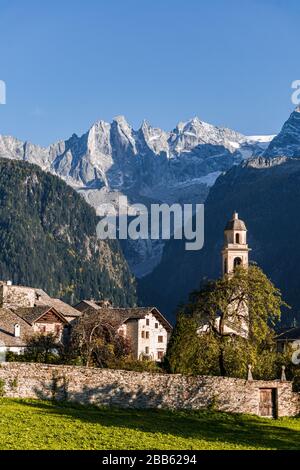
[234,257,242,269]
[235,233,240,244]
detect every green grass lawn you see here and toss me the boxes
[0,398,300,450]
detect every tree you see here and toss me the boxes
[165,314,220,375]
[24,332,61,363]
[166,264,289,378]
[70,310,132,367]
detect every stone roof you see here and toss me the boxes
[75,303,173,332]
[13,306,68,326]
[0,308,33,347]
[35,297,81,319]
[75,300,102,311]
[13,306,51,325]
[225,212,247,231]
[34,288,50,298]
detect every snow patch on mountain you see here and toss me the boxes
[0,116,274,277]
[246,135,275,143]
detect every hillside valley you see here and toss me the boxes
[0,158,136,307]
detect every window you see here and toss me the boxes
[157,351,164,360]
[155,323,158,329]
[158,336,164,343]
[145,347,149,354]
[146,319,150,326]
[234,257,242,268]
[141,331,145,339]
[55,324,61,336]
[146,332,150,339]
[277,342,284,353]
[14,324,20,338]
[235,233,240,244]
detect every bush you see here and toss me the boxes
[108,357,163,373]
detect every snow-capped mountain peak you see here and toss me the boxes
[0,115,274,277]
[0,116,272,192]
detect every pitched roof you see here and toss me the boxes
[34,288,51,298]
[0,308,33,347]
[276,327,300,341]
[13,306,68,326]
[75,304,173,332]
[36,297,81,319]
[74,300,101,312]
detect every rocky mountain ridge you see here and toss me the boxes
[0,116,272,277]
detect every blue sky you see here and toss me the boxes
[0,0,299,146]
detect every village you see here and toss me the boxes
[0,281,172,362]
[2,0,300,454]
[0,212,298,424]
[0,212,297,364]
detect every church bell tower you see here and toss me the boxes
[222,212,250,275]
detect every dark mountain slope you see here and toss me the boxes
[139,157,300,324]
[0,158,136,306]
[264,107,300,158]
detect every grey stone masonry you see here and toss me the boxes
[0,363,299,417]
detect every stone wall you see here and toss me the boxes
[0,362,298,417]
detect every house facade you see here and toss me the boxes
[0,308,33,355]
[0,305,68,355]
[75,301,172,361]
[14,306,68,339]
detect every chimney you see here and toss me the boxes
[14,324,20,338]
[96,299,112,308]
[7,281,12,286]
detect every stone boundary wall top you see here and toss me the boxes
[0,362,298,417]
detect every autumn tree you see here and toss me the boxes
[70,309,132,367]
[166,264,289,378]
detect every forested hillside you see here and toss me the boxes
[0,158,136,306]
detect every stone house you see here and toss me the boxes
[0,281,80,321]
[0,305,68,355]
[75,301,173,361]
[0,281,76,355]
[0,308,33,355]
[13,306,68,338]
